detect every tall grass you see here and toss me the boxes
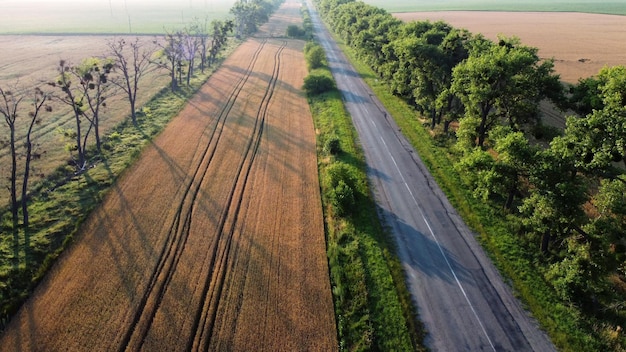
[306,64,424,350]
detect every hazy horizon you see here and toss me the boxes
[0,0,238,34]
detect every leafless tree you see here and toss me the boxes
[108,37,156,125]
[154,31,185,91]
[0,84,49,248]
[195,17,211,73]
[51,58,115,170]
[183,25,200,86]
[0,85,23,234]
[21,87,50,231]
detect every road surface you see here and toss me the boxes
[307,2,556,351]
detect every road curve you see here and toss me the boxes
[306,2,556,351]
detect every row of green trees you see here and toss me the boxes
[231,0,284,37]
[315,0,625,348]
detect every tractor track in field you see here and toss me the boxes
[118,39,287,352]
[190,40,286,352]
[0,2,337,349]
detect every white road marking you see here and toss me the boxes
[379,135,497,352]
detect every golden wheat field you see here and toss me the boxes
[0,0,338,350]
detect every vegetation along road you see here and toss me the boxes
[307,1,556,351]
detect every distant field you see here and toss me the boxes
[363,0,626,15]
[0,0,236,34]
[395,11,626,84]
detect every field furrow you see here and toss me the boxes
[0,1,337,350]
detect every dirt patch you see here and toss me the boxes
[394,11,626,84]
[0,0,337,350]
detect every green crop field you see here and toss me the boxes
[0,0,237,34]
[363,0,626,15]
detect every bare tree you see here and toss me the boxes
[154,31,185,91]
[21,87,50,231]
[108,37,156,125]
[195,17,211,73]
[0,85,49,260]
[183,25,200,86]
[52,58,115,170]
[0,85,23,234]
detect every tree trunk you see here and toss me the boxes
[94,113,101,153]
[22,131,33,261]
[22,137,32,229]
[9,125,19,234]
[430,107,436,130]
[477,104,490,148]
[504,188,515,211]
[541,229,551,254]
[170,61,177,91]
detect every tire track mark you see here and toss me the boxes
[117,39,269,352]
[189,40,287,352]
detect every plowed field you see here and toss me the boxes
[0,0,337,350]
[395,11,626,84]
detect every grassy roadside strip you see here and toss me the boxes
[306,65,425,349]
[0,41,240,331]
[332,39,601,350]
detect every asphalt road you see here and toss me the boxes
[306,2,556,351]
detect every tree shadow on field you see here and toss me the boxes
[221,63,305,98]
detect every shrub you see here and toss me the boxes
[303,73,335,95]
[305,44,326,70]
[286,25,305,38]
[330,180,355,216]
[324,134,342,155]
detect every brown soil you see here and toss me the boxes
[0,0,337,350]
[395,11,626,84]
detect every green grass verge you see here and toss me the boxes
[306,66,425,350]
[0,41,240,330]
[332,36,609,351]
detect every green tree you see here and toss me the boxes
[451,37,560,147]
[305,44,326,70]
[456,127,537,210]
[519,146,587,253]
[208,20,234,67]
[352,13,401,71]
[568,76,603,116]
[231,0,279,38]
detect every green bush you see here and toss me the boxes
[286,24,305,38]
[330,180,355,216]
[303,73,335,95]
[324,134,342,155]
[305,44,326,70]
